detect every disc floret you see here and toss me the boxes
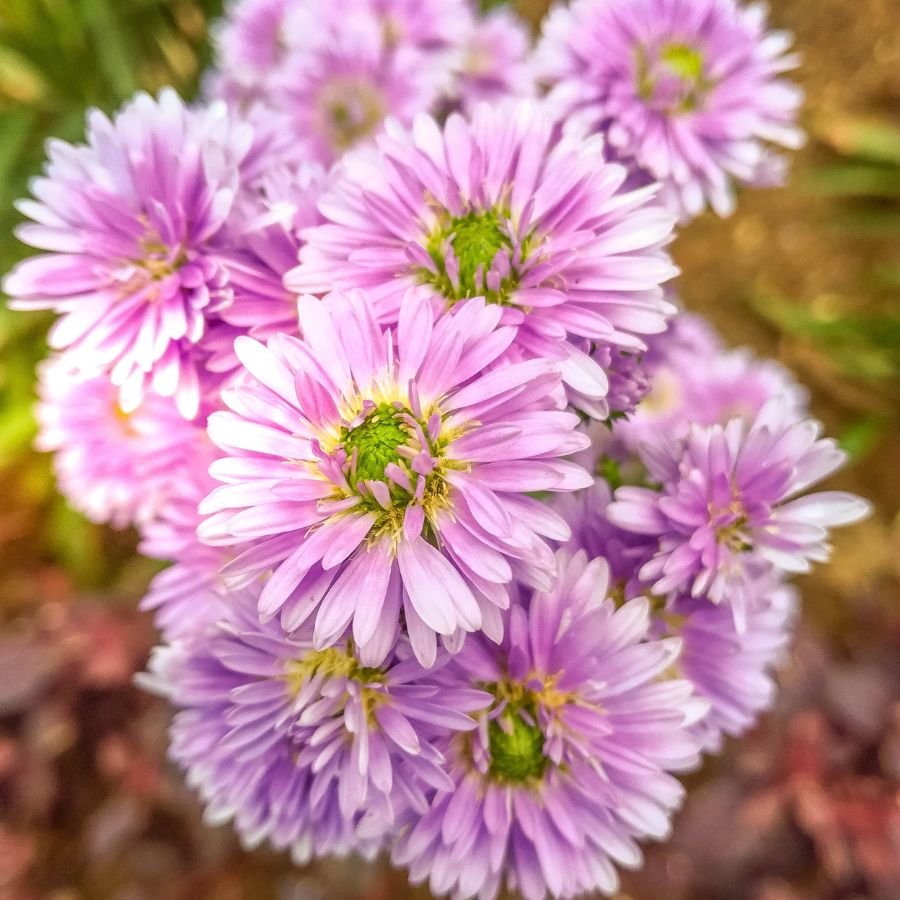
[487,698,550,784]
[637,42,709,112]
[315,392,462,545]
[420,205,531,306]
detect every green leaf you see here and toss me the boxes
[804,164,900,198]
[79,0,139,98]
[816,116,900,166]
[0,105,35,187]
[838,418,886,461]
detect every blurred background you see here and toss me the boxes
[0,1,897,898]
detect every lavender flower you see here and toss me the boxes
[616,310,808,448]
[3,90,255,418]
[450,7,536,115]
[536,0,805,220]
[663,572,798,752]
[139,436,232,641]
[211,0,472,117]
[590,344,653,418]
[200,290,590,666]
[393,550,706,899]
[220,162,327,342]
[270,20,450,167]
[35,356,201,529]
[607,399,871,627]
[143,587,489,861]
[289,101,678,415]
[556,479,657,600]
[209,0,294,104]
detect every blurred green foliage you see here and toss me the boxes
[751,115,900,461]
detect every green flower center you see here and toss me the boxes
[449,210,510,288]
[342,402,411,485]
[637,42,708,113]
[422,208,520,305]
[660,43,705,83]
[487,704,549,784]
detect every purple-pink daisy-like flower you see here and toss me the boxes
[34,356,202,529]
[449,7,536,115]
[3,89,254,419]
[209,0,472,111]
[536,0,805,220]
[142,587,490,862]
[615,310,808,448]
[200,290,591,667]
[555,479,657,600]
[607,399,871,625]
[662,571,798,753]
[289,101,679,417]
[209,0,293,104]
[588,343,653,418]
[138,436,232,641]
[219,162,327,342]
[266,1,458,167]
[393,550,706,900]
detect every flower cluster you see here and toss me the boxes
[3,1,869,898]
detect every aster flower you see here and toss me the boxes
[586,343,653,418]
[210,0,472,109]
[34,356,202,529]
[289,101,678,415]
[327,0,472,54]
[3,89,255,418]
[263,0,462,167]
[209,0,294,104]
[393,550,706,900]
[200,290,591,667]
[139,436,233,641]
[555,479,657,600]
[220,162,327,342]
[536,0,805,220]
[616,310,808,448]
[662,571,798,752]
[449,7,536,115]
[142,587,489,861]
[607,399,871,626]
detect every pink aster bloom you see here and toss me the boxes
[607,398,871,628]
[209,0,471,111]
[220,162,327,342]
[139,435,233,641]
[449,8,536,115]
[209,0,294,104]
[3,90,255,419]
[536,0,805,220]
[35,356,202,529]
[394,550,706,899]
[266,1,458,166]
[317,0,472,53]
[663,571,798,753]
[143,586,490,861]
[616,310,808,448]
[289,101,678,416]
[200,290,591,667]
